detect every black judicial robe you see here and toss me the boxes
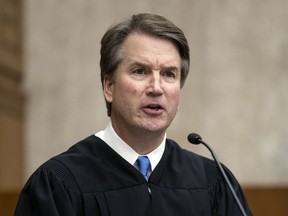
[15,135,252,216]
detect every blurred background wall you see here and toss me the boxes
[0,0,287,215]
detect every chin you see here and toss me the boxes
[140,122,169,133]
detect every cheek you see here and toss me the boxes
[169,88,181,103]
[114,81,140,104]
[168,90,181,113]
[122,80,142,96]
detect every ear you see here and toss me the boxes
[103,75,114,103]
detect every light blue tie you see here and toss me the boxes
[137,156,151,180]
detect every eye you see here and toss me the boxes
[130,66,149,80]
[134,68,145,74]
[162,70,176,79]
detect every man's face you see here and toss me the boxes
[104,33,181,138]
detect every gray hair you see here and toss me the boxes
[100,13,190,116]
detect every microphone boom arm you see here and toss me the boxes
[199,139,247,216]
[188,133,248,216]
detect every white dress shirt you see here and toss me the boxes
[95,121,166,175]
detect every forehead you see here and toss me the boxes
[121,33,181,67]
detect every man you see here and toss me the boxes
[15,13,252,215]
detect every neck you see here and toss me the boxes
[128,132,165,155]
[111,121,166,155]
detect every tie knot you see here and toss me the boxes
[137,156,151,180]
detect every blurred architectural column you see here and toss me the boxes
[0,0,24,215]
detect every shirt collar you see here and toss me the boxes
[95,121,165,171]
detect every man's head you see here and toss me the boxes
[100,13,190,116]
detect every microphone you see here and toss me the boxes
[187,133,248,216]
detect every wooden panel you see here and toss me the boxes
[0,115,24,190]
[0,70,24,190]
[0,190,19,216]
[244,186,288,216]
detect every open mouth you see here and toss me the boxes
[142,104,164,115]
[146,104,163,110]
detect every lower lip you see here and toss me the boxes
[142,107,164,116]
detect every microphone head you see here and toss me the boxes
[187,133,202,145]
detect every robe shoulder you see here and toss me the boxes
[161,139,252,215]
[14,158,83,215]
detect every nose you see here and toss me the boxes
[146,72,163,96]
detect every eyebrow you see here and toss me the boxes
[130,62,180,72]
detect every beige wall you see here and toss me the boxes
[24,0,288,186]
